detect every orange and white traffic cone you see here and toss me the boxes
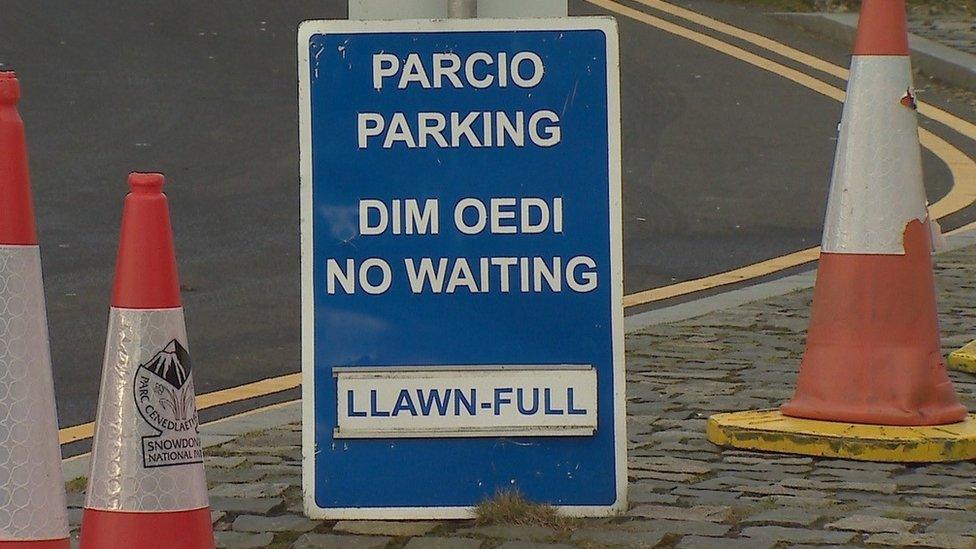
[0,71,70,548]
[80,173,213,549]
[707,0,976,462]
[779,0,967,426]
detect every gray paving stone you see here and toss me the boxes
[826,515,917,533]
[865,532,976,548]
[209,482,289,499]
[205,468,267,484]
[782,477,897,494]
[292,533,392,549]
[456,525,556,541]
[494,542,574,549]
[629,487,680,505]
[220,444,301,460]
[629,456,712,475]
[893,473,951,487]
[722,455,813,466]
[242,454,283,465]
[621,519,731,537]
[693,476,765,490]
[815,460,903,472]
[67,508,82,527]
[65,491,85,509]
[741,508,822,527]
[336,520,441,537]
[570,528,667,548]
[262,474,302,486]
[403,537,483,549]
[209,496,284,515]
[232,513,317,533]
[628,504,732,522]
[677,535,777,549]
[733,484,829,499]
[670,487,744,506]
[928,520,976,535]
[907,497,973,510]
[254,463,302,475]
[740,526,858,545]
[206,456,248,468]
[906,485,976,498]
[862,506,970,521]
[214,531,274,548]
[211,510,226,525]
[630,470,701,483]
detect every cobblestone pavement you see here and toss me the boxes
[65,243,976,547]
[907,10,976,56]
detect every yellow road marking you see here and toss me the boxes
[632,0,976,141]
[58,1,976,441]
[592,0,976,307]
[635,0,848,79]
[58,373,302,445]
[624,247,820,308]
[61,399,301,465]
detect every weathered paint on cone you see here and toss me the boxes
[780,0,965,426]
[781,221,966,425]
[0,71,70,548]
[80,173,214,549]
[707,0,976,462]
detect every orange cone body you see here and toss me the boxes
[0,71,70,548]
[781,0,966,426]
[80,173,213,549]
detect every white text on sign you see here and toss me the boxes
[358,197,563,235]
[325,196,599,296]
[359,51,561,149]
[333,366,598,438]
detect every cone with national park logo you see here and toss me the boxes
[79,173,214,549]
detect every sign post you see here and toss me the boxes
[447,0,477,18]
[300,17,624,519]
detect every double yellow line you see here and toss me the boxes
[595,0,976,308]
[59,373,301,445]
[58,0,976,446]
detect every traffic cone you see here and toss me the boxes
[0,71,70,548]
[707,0,976,462]
[80,173,213,549]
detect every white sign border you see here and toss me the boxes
[300,16,625,520]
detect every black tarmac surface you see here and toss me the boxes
[0,0,968,428]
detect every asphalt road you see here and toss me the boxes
[0,0,966,429]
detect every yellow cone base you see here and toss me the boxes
[707,410,976,463]
[948,340,976,374]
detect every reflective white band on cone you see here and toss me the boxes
[0,246,69,541]
[822,56,927,255]
[85,307,208,512]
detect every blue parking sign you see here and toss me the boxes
[299,17,624,519]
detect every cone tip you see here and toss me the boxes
[128,172,165,193]
[853,0,910,56]
[0,71,20,105]
[113,171,181,309]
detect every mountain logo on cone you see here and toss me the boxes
[133,339,204,468]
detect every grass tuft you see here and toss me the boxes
[65,476,87,493]
[474,489,579,532]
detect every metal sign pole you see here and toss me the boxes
[447,0,477,18]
